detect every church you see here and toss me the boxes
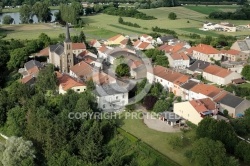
[48,23,86,73]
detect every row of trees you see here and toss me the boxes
[19,2,51,23]
[134,0,179,9]
[118,17,141,28]
[209,6,250,20]
[104,7,156,20]
[0,0,76,7]
[152,26,177,37]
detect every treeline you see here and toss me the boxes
[0,0,74,7]
[118,17,141,28]
[104,7,156,20]
[19,2,51,23]
[152,26,177,37]
[209,6,250,20]
[134,0,179,9]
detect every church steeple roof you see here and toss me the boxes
[65,23,71,43]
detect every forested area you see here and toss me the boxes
[209,6,250,20]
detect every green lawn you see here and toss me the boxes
[116,112,194,166]
[184,5,239,15]
[179,27,219,37]
[239,83,250,89]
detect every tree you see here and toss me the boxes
[196,118,238,153]
[78,31,86,43]
[168,12,177,20]
[241,65,250,80]
[2,15,13,24]
[192,138,239,166]
[0,137,36,166]
[35,64,57,93]
[115,64,130,77]
[153,99,170,113]
[86,79,95,90]
[7,48,29,70]
[38,33,51,47]
[127,38,133,47]
[19,4,32,23]
[143,95,158,110]
[32,2,51,22]
[155,55,169,67]
[235,141,250,164]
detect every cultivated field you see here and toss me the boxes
[83,6,250,38]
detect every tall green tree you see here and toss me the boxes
[32,2,51,22]
[241,65,250,80]
[0,136,36,166]
[19,4,32,23]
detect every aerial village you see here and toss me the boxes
[18,23,250,128]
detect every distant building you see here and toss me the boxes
[231,37,250,54]
[202,22,236,32]
[192,44,221,63]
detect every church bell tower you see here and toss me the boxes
[63,23,74,73]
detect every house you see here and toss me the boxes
[134,40,154,50]
[231,37,250,54]
[105,34,126,45]
[56,72,86,94]
[70,61,94,81]
[159,43,187,54]
[192,44,221,63]
[174,98,218,125]
[89,39,101,48]
[128,60,147,79]
[77,50,98,60]
[215,92,250,118]
[167,52,190,68]
[186,60,210,74]
[147,65,187,93]
[189,83,223,100]
[159,111,182,126]
[94,83,128,111]
[48,23,86,73]
[202,64,242,85]
[180,79,199,100]
[172,75,190,96]
[98,45,113,59]
[92,72,116,85]
[19,60,43,85]
[156,35,175,44]
[221,49,248,62]
[120,38,129,48]
[139,34,155,44]
[202,22,236,32]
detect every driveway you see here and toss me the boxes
[143,113,180,133]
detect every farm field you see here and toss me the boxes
[83,6,250,38]
[116,111,194,166]
[0,24,117,40]
[184,5,239,15]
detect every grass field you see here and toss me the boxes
[82,7,250,39]
[184,5,239,15]
[116,112,194,166]
[0,24,117,40]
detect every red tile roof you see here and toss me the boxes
[171,52,189,60]
[190,83,222,98]
[203,65,232,78]
[27,66,39,76]
[133,40,141,47]
[190,98,216,113]
[21,75,34,84]
[36,47,49,57]
[92,72,116,85]
[152,65,185,83]
[226,49,241,56]
[56,72,86,91]
[138,42,150,49]
[98,45,108,53]
[72,43,86,50]
[89,39,98,46]
[70,61,93,78]
[173,75,190,85]
[120,38,128,45]
[193,44,220,54]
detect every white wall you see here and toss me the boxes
[97,92,128,110]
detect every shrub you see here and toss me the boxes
[168,12,177,20]
[2,15,14,24]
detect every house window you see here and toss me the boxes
[76,89,80,92]
[103,104,105,108]
[161,79,162,82]
[123,94,125,98]
[116,96,118,100]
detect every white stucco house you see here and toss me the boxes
[192,44,221,63]
[202,65,242,85]
[166,52,190,68]
[94,83,128,111]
